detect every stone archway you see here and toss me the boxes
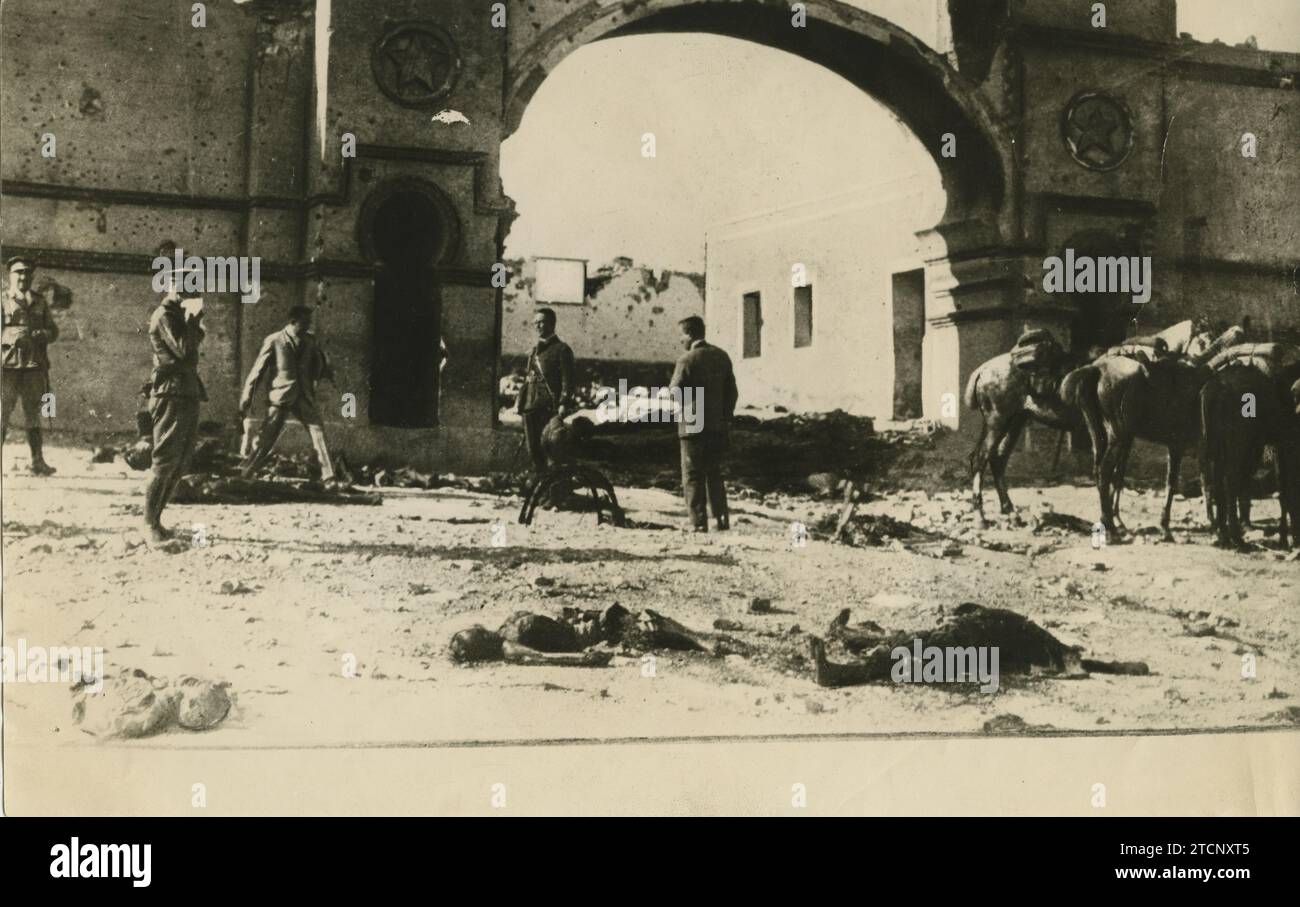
[505,0,1014,243]
[503,0,1020,429]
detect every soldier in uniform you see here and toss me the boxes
[143,262,206,543]
[1,257,59,475]
[669,316,738,532]
[515,307,576,473]
[239,304,337,484]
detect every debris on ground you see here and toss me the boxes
[818,512,932,547]
[982,714,1058,735]
[71,668,232,738]
[172,475,381,506]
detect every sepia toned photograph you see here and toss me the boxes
[1,0,1298,820]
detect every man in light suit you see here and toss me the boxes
[669,316,738,532]
[240,305,336,483]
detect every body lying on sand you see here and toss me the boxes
[449,602,1148,690]
[807,604,1149,689]
[449,604,749,667]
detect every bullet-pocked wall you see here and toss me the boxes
[0,0,262,430]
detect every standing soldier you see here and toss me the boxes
[669,316,738,532]
[1,257,59,475]
[143,263,206,543]
[239,304,337,484]
[516,307,576,473]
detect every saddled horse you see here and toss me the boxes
[963,341,1082,522]
[964,320,1220,524]
[1060,325,1244,541]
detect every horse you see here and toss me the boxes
[963,320,1221,525]
[963,338,1085,523]
[1060,326,1243,542]
[1200,363,1300,549]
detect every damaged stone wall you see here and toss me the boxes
[0,0,261,432]
[501,257,704,366]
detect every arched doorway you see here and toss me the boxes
[358,180,459,428]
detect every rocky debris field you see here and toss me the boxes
[1,434,1297,747]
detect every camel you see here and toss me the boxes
[1199,363,1300,549]
[1061,326,1244,541]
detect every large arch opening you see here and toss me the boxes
[505,0,1012,238]
[502,1,1011,424]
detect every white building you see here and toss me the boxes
[704,176,943,419]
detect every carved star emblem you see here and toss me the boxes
[372,23,460,108]
[1072,104,1120,157]
[1064,93,1133,170]
[385,32,448,97]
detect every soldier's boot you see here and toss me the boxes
[27,428,56,475]
[142,473,173,542]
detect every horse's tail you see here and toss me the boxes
[1059,364,1099,412]
[962,363,984,411]
[1061,365,1106,471]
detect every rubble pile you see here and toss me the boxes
[596,408,902,496]
[90,426,524,504]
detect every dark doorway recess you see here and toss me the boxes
[1064,228,1141,357]
[369,192,445,428]
[892,268,925,419]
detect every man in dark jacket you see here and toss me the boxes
[1,257,59,475]
[515,307,576,473]
[239,305,336,482]
[669,316,738,531]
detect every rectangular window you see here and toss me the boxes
[793,284,813,348]
[742,292,762,359]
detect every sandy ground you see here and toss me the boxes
[2,438,1298,752]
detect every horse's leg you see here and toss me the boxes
[1224,444,1247,548]
[1239,445,1261,530]
[1160,446,1183,542]
[1111,440,1133,534]
[1199,418,1215,527]
[1277,445,1292,550]
[992,412,1027,515]
[970,416,1001,525]
[1097,434,1126,539]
